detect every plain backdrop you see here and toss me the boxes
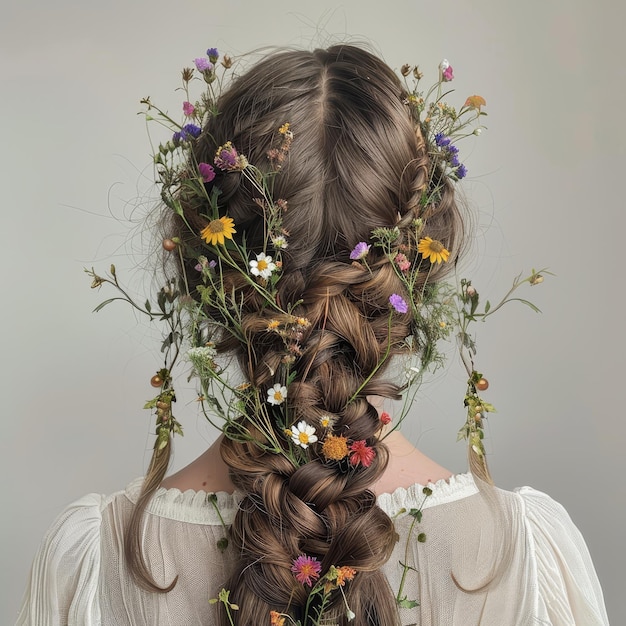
[2,1,624,623]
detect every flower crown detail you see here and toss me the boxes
[86,47,547,624]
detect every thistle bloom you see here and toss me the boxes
[206,47,219,61]
[214,142,248,171]
[198,162,215,183]
[389,293,408,314]
[349,241,371,260]
[349,440,376,468]
[291,421,318,449]
[200,216,236,246]
[194,57,214,72]
[417,237,450,264]
[249,252,277,279]
[267,383,288,406]
[291,555,322,586]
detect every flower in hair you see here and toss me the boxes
[267,383,288,406]
[290,421,318,448]
[198,162,216,183]
[200,216,236,246]
[322,434,349,460]
[439,59,454,82]
[455,164,468,179]
[349,440,376,468]
[417,237,450,264]
[194,57,214,72]
[349,241,371,260]
[271,235,288,249]
[206,47,219,61]
[269,611,286,626]
[319,414,335,429]
[214,141,248,171]
[389,293,409,314]
[394,253,411,272]
[380,412,392,426]
[249,252,277,279]
[291,554,322,586]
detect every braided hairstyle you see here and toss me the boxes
[129,45,464,625]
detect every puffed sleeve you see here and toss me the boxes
[16,493,105,626]
[517,486,609,625]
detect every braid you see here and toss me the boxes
[130,44,465,624]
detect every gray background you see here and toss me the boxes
[2,1,624,623]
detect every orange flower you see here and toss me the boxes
[417,237,450,265]
[269,610,285,626]
[336,566,357,586]
[464,95,486,111]
[322,435,349,461]
[200,216,236,246]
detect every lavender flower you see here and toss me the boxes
[389,293,408,314]
[194,57,214,72]
[183,124,201,138]
[349,241,371,260]
[456,164,468,179]
[435,132,451,147]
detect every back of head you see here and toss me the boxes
[136,44,464,625]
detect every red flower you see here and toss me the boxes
[349,440,376,468]
[380,412,391,426]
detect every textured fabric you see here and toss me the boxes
[16,474,609,626]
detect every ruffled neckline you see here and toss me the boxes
[124,472,478,526]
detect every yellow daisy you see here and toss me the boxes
[200,216,236,246]
[417,237,450,264]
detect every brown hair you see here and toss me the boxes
[127,44,464,625]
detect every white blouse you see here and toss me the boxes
[16,474,609,625]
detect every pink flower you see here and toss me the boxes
[440,59,454,82]
[380,412,392,426]
[194,58,214,72]
[394,253,411,272]
[198,162,216,183]
[349,241,370,260]
[349,440,376,468]
[291,555,321,586]
[183,101,195,116]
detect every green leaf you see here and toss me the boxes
[145,299,152,313]
[397,598,420,609]
[484,300,490,314]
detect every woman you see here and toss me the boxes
[17,45,608,626]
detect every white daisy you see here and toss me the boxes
[267,383,287,406]
[249,252,276,279]
[290,421,318,449]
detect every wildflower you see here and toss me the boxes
[417,237,450,264]
[214,141,248,171]
[464,95,486,111]
[380,412,392,426]
[271,235,288,249]
[290,421,318,449]
[266,319,280,330]
[530,273,544,285]
[267,383,288,406]
[295,317,310,327]
[278,122,290,134]
[455,164,468,179]
[174,123,202,142]
[269,611,285,626]
[198,162,216,183]
[394,253,411,272]
[221,54,233,69]
[349,440,376,468]
[182,101,195,116]
[349,241,371,260]
[206,47,219,61]
[400,63,412,76]
[291,554,322,586]
[439,59,454,82]
[200,216,236,246]
[389,293,409,314]
[336,566,357,586]
[435,132,451,147]
[249,252,277,279]
[194,57,214,72]
[322,435,349,461]
[320,414,335,429]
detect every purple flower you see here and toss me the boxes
[456,164,468,179]
[183,101,195,116]
[198,162,216,183]
[194,57,214,72]
[183,124,202,138]
[435,132,451,147]
[194,262,203,272]
[206,48,219,61]
[349,241,371,260]
[389,293,408,314]
[214,142,248,171]
[208,259,217,269]
[449,154,460,167]
[442,65,454,81]
[447,144,459,155]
